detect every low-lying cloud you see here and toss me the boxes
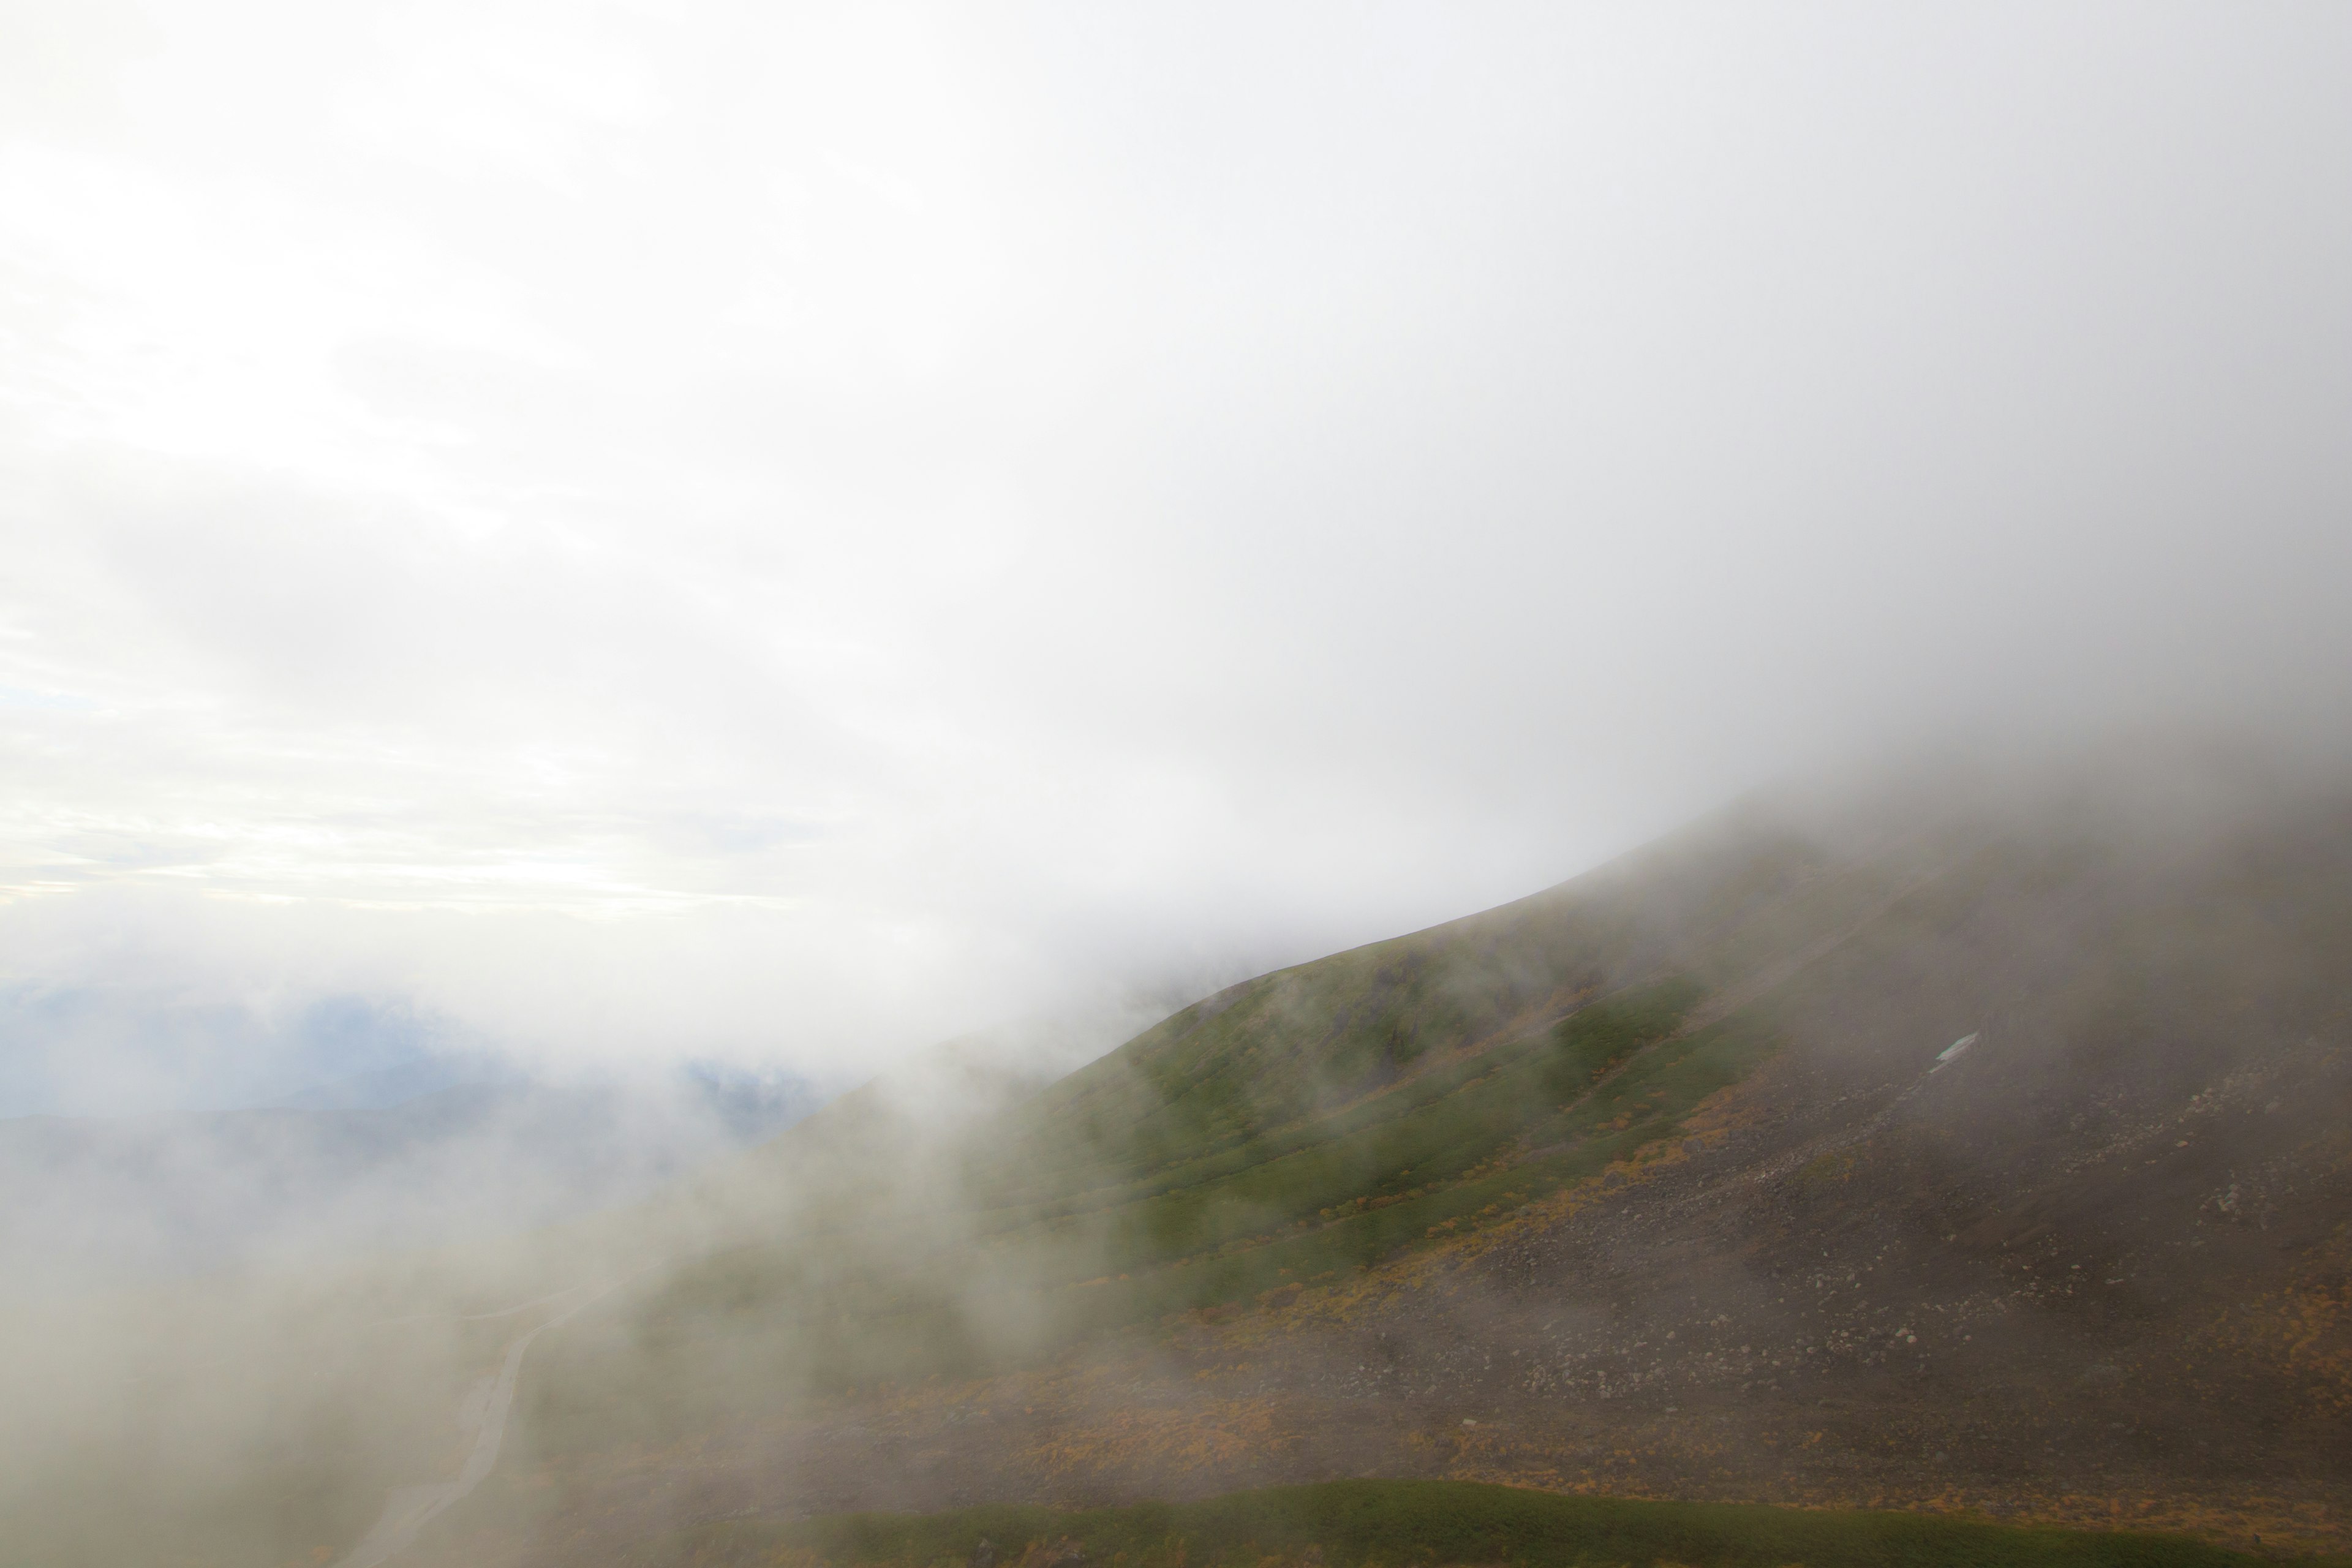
[2,1,2348,1109]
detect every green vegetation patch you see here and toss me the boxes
[527,981,1778,1454]
[662,1480,2321,1568]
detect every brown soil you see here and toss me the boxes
[421,1027,2352,1566]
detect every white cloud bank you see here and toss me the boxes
[2,1,2348,1110]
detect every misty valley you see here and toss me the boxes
[4,748,2348,1568]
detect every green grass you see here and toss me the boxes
[662,1479,2326,1568]
[527,836,1887,1445]
[522,984,1780,1452]
[654,980,1751,1335]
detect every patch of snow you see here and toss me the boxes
[1931,1033,1980,1071]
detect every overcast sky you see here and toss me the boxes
[2,2,2346,1113]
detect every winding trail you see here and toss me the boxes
[334,1282,616,1568]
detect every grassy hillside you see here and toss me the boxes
[526,813,1913,1440]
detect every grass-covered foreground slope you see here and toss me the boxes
[664,1480,2337,1568]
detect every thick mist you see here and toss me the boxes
[2,2,2348,1101]
[2,4,2350,1564]
[9,735,2345,1566]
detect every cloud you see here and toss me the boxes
[1,1,2348,1109]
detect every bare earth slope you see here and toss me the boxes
[398,751,2352,1566]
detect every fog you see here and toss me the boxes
[2,13,2350,1556]
[2,1,2346,1110]
[9,733,2348,1566]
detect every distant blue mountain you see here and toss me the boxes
[276,1052,521,1110]
[0,1062,832,1291]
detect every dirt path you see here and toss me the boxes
[334,1283,614,1568]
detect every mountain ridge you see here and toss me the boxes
[6,743,2348,1568]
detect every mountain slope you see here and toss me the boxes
[525,802,1900,1424]
[9,744,2350,1568]
[451,750,2352,1563]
